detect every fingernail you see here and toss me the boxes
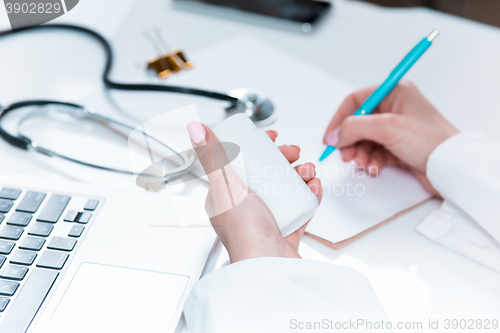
[290,145,301,151]
[187,121,206,144]
[325,128,340,146]
[368,164,378,175]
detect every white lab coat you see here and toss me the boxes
[418,132,500,272]
[184,257,390,332]
[184,132,500,332]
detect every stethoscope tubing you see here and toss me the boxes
[0,101,195,180]
[0,24,239,104]
[0,23,233,181]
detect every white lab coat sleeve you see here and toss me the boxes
[417,132,500,272]
[184,257,390,333]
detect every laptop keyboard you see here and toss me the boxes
[0,186,101,332]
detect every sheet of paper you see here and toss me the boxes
[305,150,431,244]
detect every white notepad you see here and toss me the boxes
[305,150,431,247]
[143,35,433,247]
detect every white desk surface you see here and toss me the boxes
[1,0,499,331]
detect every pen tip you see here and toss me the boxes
[428,29,439,41]
[319,146,336,162]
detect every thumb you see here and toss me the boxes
[187,121,229,177]
[187,121,247,217]
[325,114,398,148]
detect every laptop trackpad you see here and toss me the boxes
[45,263,189,333]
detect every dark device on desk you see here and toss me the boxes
[176,0,332,26]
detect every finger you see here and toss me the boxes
[285,221,309,250]
[295,163,316,182]
[278,145,300,164]
[284,177,323,249]
[307,177,323,205]
[340,146,356,162]
[293,222,310,238]
[334,113,400,149]
[323,86,377,144]
[188,121,247,216]
[265,130,278,142]
[354,141,373,168]
[188,121,227,176]
[367,149,384,176]
[381,148,399,167]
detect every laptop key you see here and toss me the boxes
[20,236,46,251]
[0,200,13,213]
[0,188,22,200]
[10,250,37,266]
[37,195,71,223]
[1,265,28,281]
[28,222,54,237]
[68,224,85,238]
[0,280,19,296]
[64,210,79,222]
[36,250,69,270]
[84,199,99,211]
[0,213,4,223]
[0,240,15,254]
[0,226,24,240]
[0,296,9,312]
[16,191,46,213]
[0,256,6,268]
[48,237,77,252]
[0,268,58,332]
[7,212,32,227]
[77,211,92,224]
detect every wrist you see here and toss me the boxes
[421,128,460,172]
[225,235,299,263]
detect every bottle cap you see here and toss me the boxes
[213,113,257,143]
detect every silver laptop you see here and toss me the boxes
[0,172,216,333]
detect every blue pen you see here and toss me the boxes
[319,29,440,162]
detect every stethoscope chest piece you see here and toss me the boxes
[226,88,276,127]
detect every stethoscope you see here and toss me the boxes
[0,24,276,181]
[0,100,197,182]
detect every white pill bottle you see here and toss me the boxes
[213,114,318,237]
